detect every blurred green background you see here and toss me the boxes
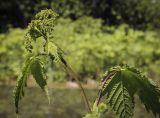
[0,0,160,118]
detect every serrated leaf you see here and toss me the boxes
[30,59,47,90]
[126,67,160,117]
[30,59,50,104]
[101,66,160,118]
[13,57,34,114]
[103,71,134,118]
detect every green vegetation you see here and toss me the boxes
[0,0,160,117]
[11,9,160,118]
[95,65,160,117]
[1,17,160,82]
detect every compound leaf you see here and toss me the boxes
[101,65,160,118]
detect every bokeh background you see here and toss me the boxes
[0,0,160,118]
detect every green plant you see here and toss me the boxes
[13,9,90,114]
[13,9,160,118]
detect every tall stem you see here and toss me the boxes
[63,63,91,112]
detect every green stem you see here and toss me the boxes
[63,63,91,112]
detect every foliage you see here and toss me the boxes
[13,9,64,114]
[0,28,26,81]
[11,9,160,118]
[1,0,160,32]
[51,0,91,18]
[53,19,160,80]
[1,17,160,82]
[13,56,34,113]
[95,65,160,118]
[112,0,160,29]
[13,9,92,115]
